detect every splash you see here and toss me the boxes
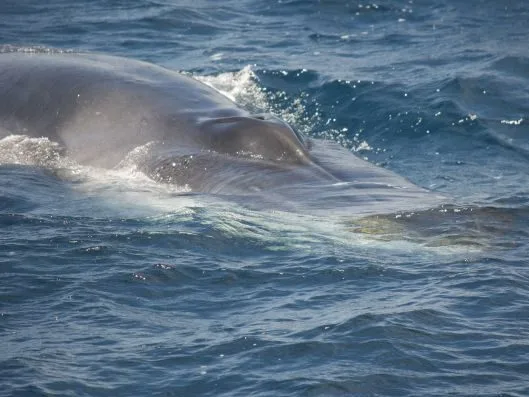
[196,67,314,130]
[196,65,270,112]
[196,66,372,153]
[0,135,72,169]
[0,134,195,216]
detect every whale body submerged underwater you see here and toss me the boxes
[0,51,444,215]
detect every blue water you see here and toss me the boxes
[2,1,529,396]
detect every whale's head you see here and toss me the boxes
[197,114,312,164]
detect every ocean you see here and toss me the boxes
[1,1,529,396]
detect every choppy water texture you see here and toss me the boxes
[1,1,529,396]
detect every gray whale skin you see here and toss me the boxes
[0,51,442,213]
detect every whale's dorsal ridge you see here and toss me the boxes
[196,114,311,164]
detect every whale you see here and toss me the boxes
[0,50,444,214]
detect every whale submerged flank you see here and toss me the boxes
[0,50,443,213]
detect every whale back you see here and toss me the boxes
[0,52,314,171]
[0,51,446,214]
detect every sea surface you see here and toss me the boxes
[1,1,529,396]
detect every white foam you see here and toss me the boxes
[0,135,198,217]
[0,135,74,169]
[195,67,313,130]
[196,65,270,111]
[0,44,75,54]
[500,118,523,125]
[75,167,200,217]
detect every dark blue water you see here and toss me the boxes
[2,1,529,396]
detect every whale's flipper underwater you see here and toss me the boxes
[0,50,444,215]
